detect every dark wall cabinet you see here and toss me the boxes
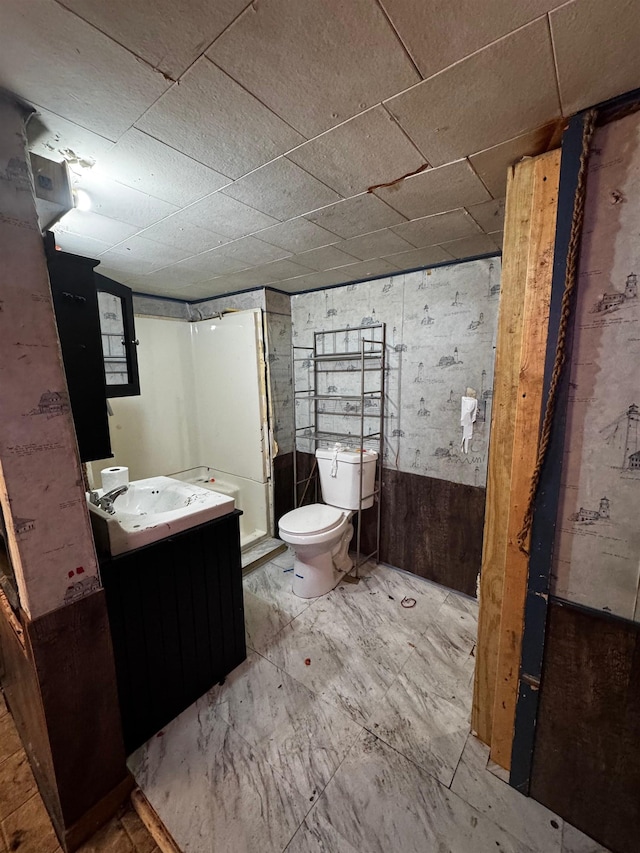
[47,245,112,462]
[46,237,140,462]
[100,511,246,753]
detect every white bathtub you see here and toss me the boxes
[169,466,268,549]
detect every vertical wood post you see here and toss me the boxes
[472,150,561,761]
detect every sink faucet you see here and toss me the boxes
[89,484,128,515]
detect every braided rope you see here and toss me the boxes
[517,109,598,555]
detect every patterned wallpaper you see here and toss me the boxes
[0,97,100,619]
[290,258,501,488]
[552,111,640,622]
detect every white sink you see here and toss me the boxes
[87,475,235,555]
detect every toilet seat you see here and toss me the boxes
[279,504,345,536]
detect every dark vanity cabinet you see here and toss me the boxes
[99,511,246,753]
[47,244,112,462]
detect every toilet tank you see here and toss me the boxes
[316,447,378,510]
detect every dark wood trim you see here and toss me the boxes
[529,600,640,853]
[0,588,130,851]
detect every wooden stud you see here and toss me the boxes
[490,149,560,770]
[472,160,535,745]
[472,149,561,751]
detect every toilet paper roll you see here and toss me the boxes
[101,466,129,492]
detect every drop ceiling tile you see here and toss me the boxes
[467,199,506,233]
[74,172,178,228]
[140,217,231,255]
[168,252,250,282]
[383,245,454,270]
[215,236,291,265]
[469,123,562,198]
[385,18,561,167]
[379,0,567,79]
[550,0,640,115]
[286,106,426,197]
[136,57,303,179]
[375,160,491,220]
[0,0,169,141]
[102,236,194,270]
[255,218,339,253]
[207,0,419,137]
[55,210,139,245]
[337,227,415,260]
[27,105,114,166]
[96,267,135,286]
[294,245,360,272]
[221,159,341,221]
[179,193,280,238]
[96,251,157,276]
[56,0,251,79]
[126,269,199,292]
[52,231,112,258]
[334,258,397,281]
[176,280,233,300]
[439,234,500,259]
[98,129,229,207]
[207,268,273,291]
[306,193,407,239]
[254,259,312,282]
[390,209,483,248]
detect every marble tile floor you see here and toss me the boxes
[129,558,611,853]
[0,692,158,853]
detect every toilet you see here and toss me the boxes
[278,446,378,598]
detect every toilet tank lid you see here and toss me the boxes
[279,504,346,535]
[315,448,378,464]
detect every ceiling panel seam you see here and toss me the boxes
[546,11,566,116]
[374,0,424,80]
[51,0,178,82]
[382,11,558,109]
[204,56,311,141]
[465,157,494,199]
[129,127,236,184]
[381,103,431,162]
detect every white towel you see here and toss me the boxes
[460,396,478,453]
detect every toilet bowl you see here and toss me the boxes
[278,446,378,598]
[278,504,354,598]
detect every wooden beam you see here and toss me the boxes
[472,160,535,744]
[472,149,560,748]
[490,149,560,769]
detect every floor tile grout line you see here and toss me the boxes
[447,731,472,791]
[280,726,369,853]
[210,686,366,851]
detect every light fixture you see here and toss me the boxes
[73,188,91,212]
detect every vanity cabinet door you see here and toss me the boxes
[47,247,112,462]
[101,511,246,753]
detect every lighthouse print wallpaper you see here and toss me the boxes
[552,110,640,622]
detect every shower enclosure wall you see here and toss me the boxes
[89,309,270,549]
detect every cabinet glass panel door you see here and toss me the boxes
[95,273,140,397]
[98,290,129,386]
